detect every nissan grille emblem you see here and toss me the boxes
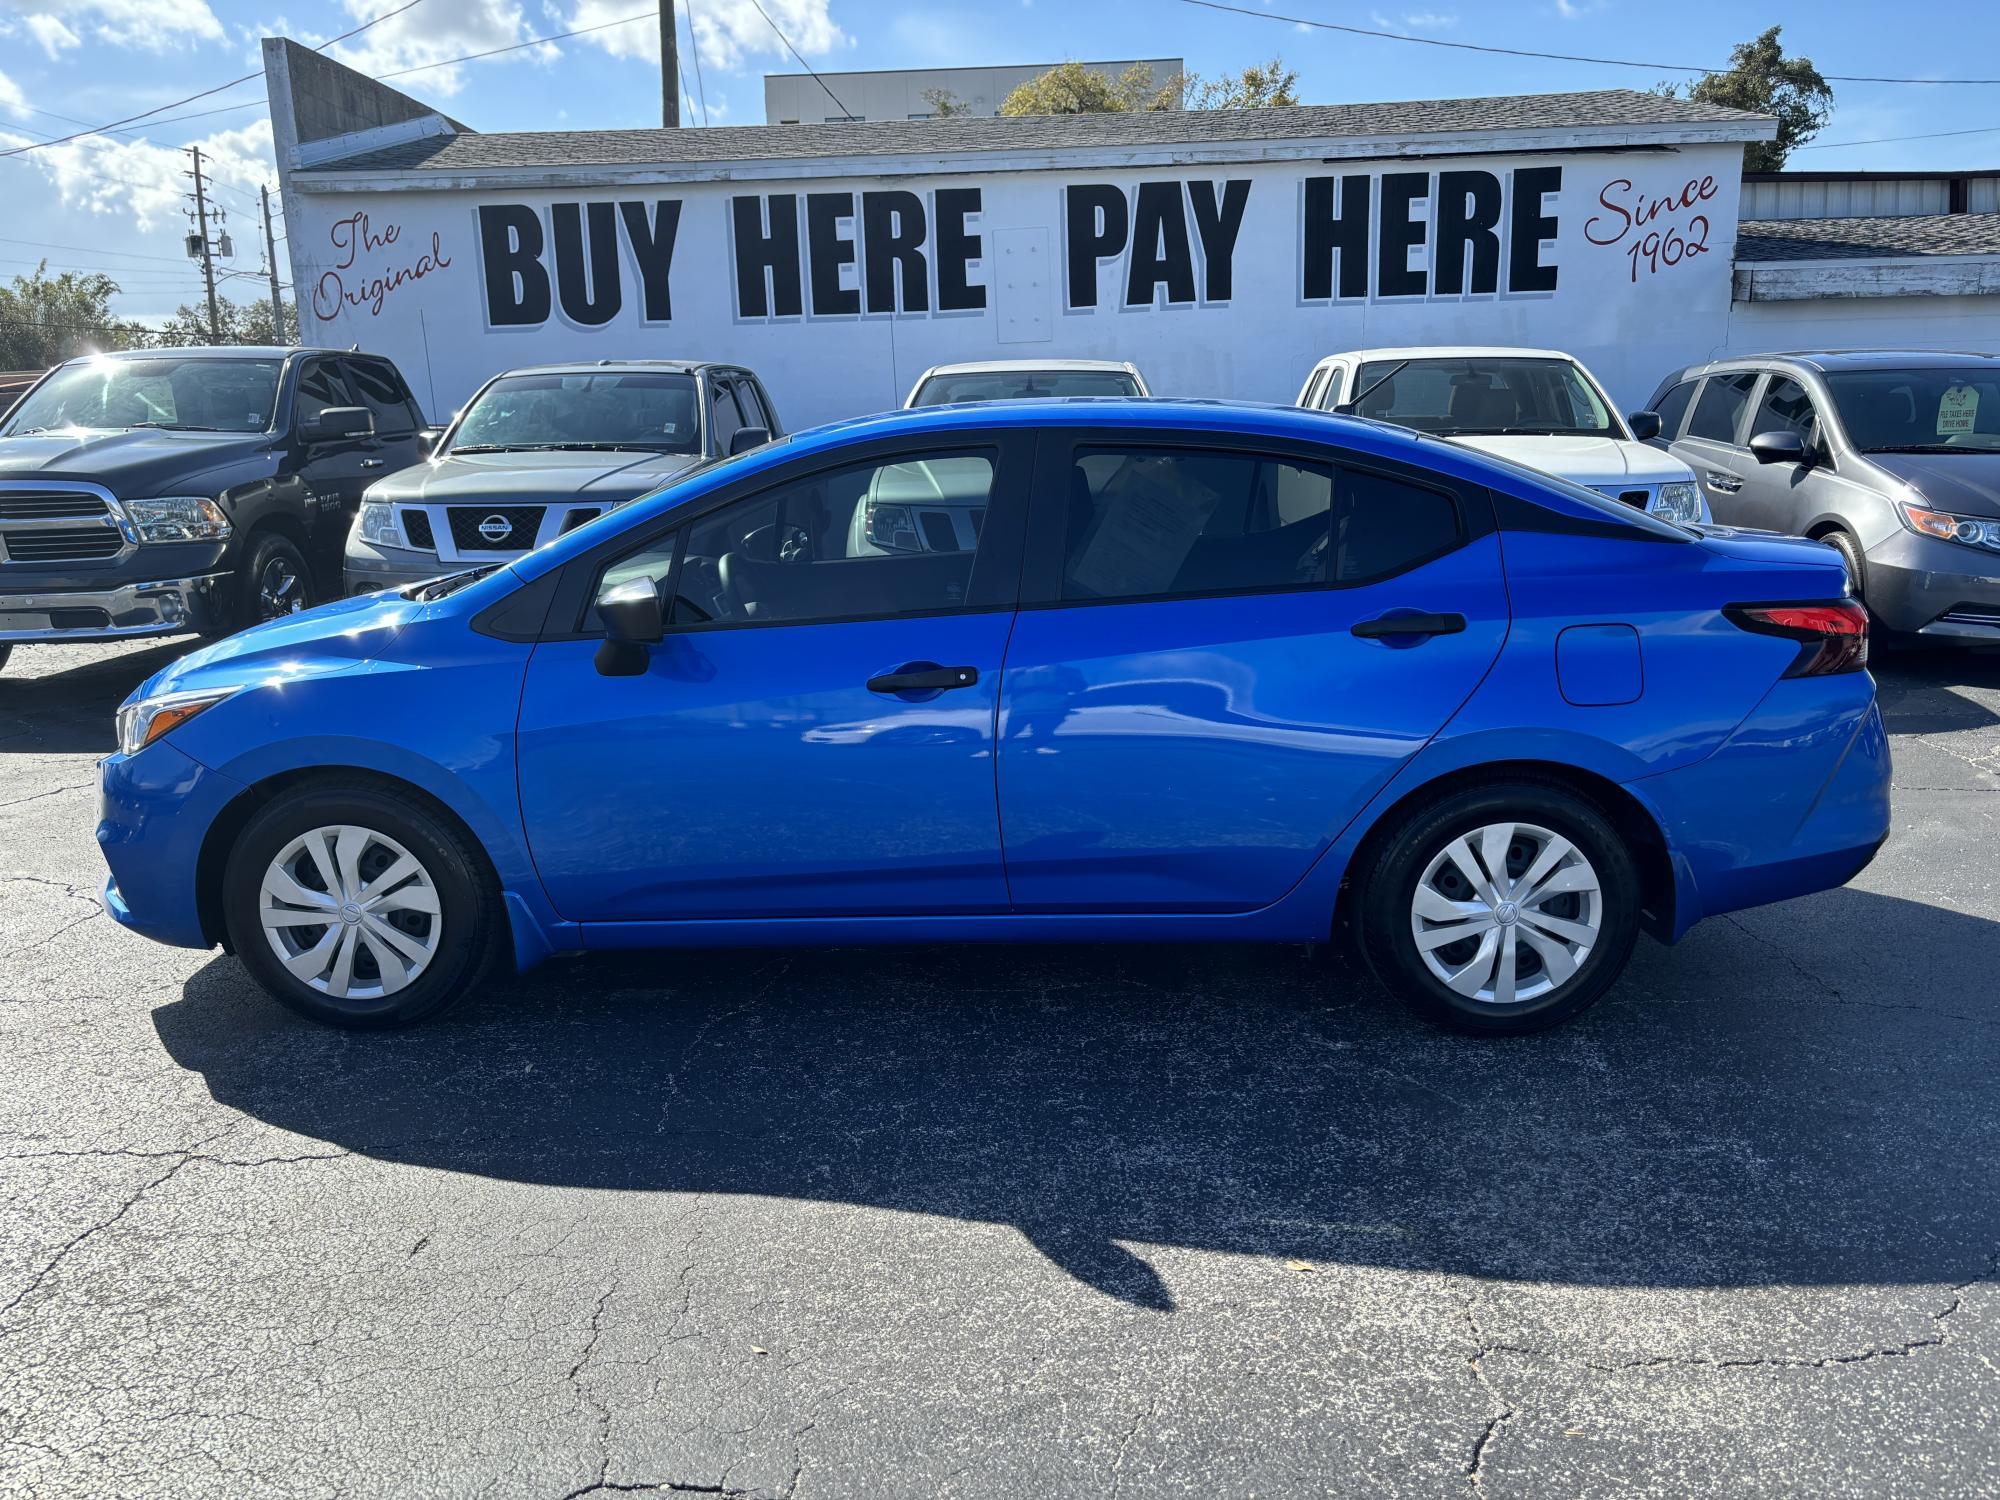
[477,513,513,544]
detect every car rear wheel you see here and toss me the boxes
[222,779,499,1028]
[1357,782,1641,1035]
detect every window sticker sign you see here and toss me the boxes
[1939,384,1979,435]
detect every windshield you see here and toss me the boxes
[911,370,1141,406]
[1353,357,1619,438]
[1824,367,2000,454]
[448,372,702,454]
[2,356,281,435]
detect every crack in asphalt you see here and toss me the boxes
[0,874,106,958]
[1721,913,1997,1028]
[1463,1296,1521,1492]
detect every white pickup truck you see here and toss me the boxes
[1296,345,1708,525]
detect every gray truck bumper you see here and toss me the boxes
[0,573,231,643]
[344,539,456,597]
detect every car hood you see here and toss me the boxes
[366,448,706,504]
[1445,434,1694,487]
[132,588,424,703]
[0,428,270,494]
[1865,452,2000,519]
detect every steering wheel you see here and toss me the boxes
[778,524,814,564]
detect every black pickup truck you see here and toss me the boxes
[0,345,431,676]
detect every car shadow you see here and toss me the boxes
[0,642,190,754]
[1874,647,2000,736]
[154,886,2000,1311]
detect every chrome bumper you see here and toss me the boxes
[0,573,230,643]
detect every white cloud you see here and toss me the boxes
[6,0,226,51]
[0,68,29,117]
[1372,8,1458,28]
[3,117,275,232]
[320,0,555,98]
[24,12,82,55]
[567,0,844,74]
[1553,0,1607,17]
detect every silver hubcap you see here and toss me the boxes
[258,824,442,1001]
[259,557,303,619]
[1410,821,1602,1007]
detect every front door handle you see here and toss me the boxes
[867,663,980,694]
[1351,612,1466,640]
[1705,470,1741,493]
[360,458,386,469]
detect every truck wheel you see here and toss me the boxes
[222,778,500,1029]
[1356,781,1641,1036]
[226,532,312,634]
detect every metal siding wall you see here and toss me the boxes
[1742,178,1950,219]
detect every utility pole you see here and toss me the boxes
[260,185,287,345]
[660,0,680,128]
[186,146,221,343]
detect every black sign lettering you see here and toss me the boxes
[618,200,680,321]
[1302,174,1370,301]
[1434,171,1501,296]
[934,187,985,312]
[551,201,621,326]
[477,204,550,326]
[863,191,929,315]
[1376,172,1429,299]
[1065,184,1127,310]
[1125,181,1196,307]
[1188,179,1250,302]
[733,195,803,319]
[1508,165,1562,293]
[806,192,859,316]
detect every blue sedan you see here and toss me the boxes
[98,401,1889,1035]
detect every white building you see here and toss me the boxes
[264,39,2000,429]
[764,60,1183,124]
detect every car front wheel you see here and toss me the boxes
[1357,782,1641,1035]
[222,778,499,1028]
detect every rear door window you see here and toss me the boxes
[1686,372,1758,445]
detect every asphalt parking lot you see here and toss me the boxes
[1,637,1996,1498]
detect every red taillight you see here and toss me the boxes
[1724,599,1869,677]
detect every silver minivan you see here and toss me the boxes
[1645,351,2000,642]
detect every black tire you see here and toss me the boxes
[222,777,500,1029]
[217,531,312,636]
[1356,780,1641,1036]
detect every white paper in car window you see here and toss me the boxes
[1068,456,1223,597]
[1939,385,1979,435]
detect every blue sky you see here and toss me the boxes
[0,0,1994,326]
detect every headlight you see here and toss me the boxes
[1899,501,2000,553]
[1650,481,1708,525]
[124,495,231,543]
[354,501,402,547]
[115,686,236,755]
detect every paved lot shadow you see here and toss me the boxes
[1875,645,2000,736]
[0,642,187,754]
[154,886,2000,1310]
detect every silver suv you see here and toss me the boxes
[1645,351,2000,642]
[346,361,780,594]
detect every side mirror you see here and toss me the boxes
[1627,410,1663,441]
[300,406,374,444]
[594,578,663,676]
[1749,430,1807,466]
[729,425,771,457]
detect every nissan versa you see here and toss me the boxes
[98,402,1890,1036]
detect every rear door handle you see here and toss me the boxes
[1351,612,1466,639]
[867,664,980,694]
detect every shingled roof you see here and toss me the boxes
[302,88,1772,175]
[1736,215,2000,262]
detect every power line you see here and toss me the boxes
[1170,0,2000,86]
[0,0,428,161]
[744,0,851,117]
[0,236,200,267]
[1798,124,2000,151]
[685,0,711,127]
[373,8,657,81]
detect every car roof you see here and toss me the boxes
[1674,349,2000,379]
[61,345,332,363]
[491,359,733,377]
[1320,346,1580,365]
[917,359,1140,377]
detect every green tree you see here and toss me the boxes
[1000,61,1181,116]
[0,264,149,369]
[1661,26,1833,171]
[156,294,298,348]
[1184,58,1299,110]
[920,87,971,118]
